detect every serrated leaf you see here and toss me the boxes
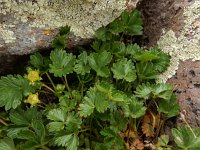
[126,10,143,35]
[111,58,136,82]
[172,126,200,149]
[59,95,77,112]
[9,107,39,126]
[79,98,94,117]
[31,118,45,141]
[134,51,159,62]
[52,35,67,49]
[48,122,65,132]
[49,49,76,77]
[79,87,109,116]
[136,62,158,80]
[0,138,17,150]
[29,53,50,71]
[151,48,171,73]
[100,128,123,150]
[88,51,112,77]
[152,83,173,100]
[124,97,146,118]
[158,94,180,118]
[109,112,128,131]
[19,141,38,150]
[74,51,91,75]
[157,135,169,147]
[95,27,113,41]
[47,108,66,122]
[135,83,152,99]
[47,110,81,133]
[108,19,125,34]
[0,75,37,110]
[65,112,82,132]
[125,43,143,56]
[17,130,36,140]
[7,127,28,138]
[54,133,79,150]
[59,25,70,36]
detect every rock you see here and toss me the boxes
[0,0,128,74]
[168,60,200,127]
[0,0,127,55]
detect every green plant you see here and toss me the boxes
[0,10,183,150]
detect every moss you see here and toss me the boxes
[157,1,200,82]
[0,0,126,39]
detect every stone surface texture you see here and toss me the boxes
[0,0,126,55]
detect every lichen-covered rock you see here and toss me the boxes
[157,0,200,82]
[0,0,126,55]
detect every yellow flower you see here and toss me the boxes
[25,93,40,106]
[27,69,41,83]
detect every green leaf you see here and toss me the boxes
[95,27,113,41]
[111,58,136,82]
[100,128,123,150]
[151,48,171,73]
[79,87,109,116]
[135,83,152,99]
[9,107,39,126]
[125,43,143,57]
[17,130,36,140]
[152,83,173,100]
[54,133,79,150]
[136,62,158,80]
[0,75,37,110]
[59,95,77,112]
[126,10,143,35]
[172,126,200,149]
[7,127,28,138]
[47,109,81,132]
[48,122,65,132]
[64,112,82,132]
[19,141,38,150]
[31,118,45,141]
[109,112,128,131]
[74,51,91,75]
[124,97,146,118]
[88,51,112,77]
[49,49,76,77]
[158,94,180,118]
[0,138,17,150]
[157,135,169,147]
[134,51,159,62]
[108,19,124,34]
[29,53,50,71]
[47,108,66,122]
[52,35,67,49]
[59,25,70,36]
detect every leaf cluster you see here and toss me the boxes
[0,9,195,150]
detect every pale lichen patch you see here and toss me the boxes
[0,24,16,44]
[157,1,200,83]
[0,0,126,38]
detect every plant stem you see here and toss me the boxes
[77,75,84,98]
[64,76,72,98]
[0,118,8,126]
[41,145,50,150]
[181,112,197,138]
[45,72,56,90]
[42,84,55,93]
